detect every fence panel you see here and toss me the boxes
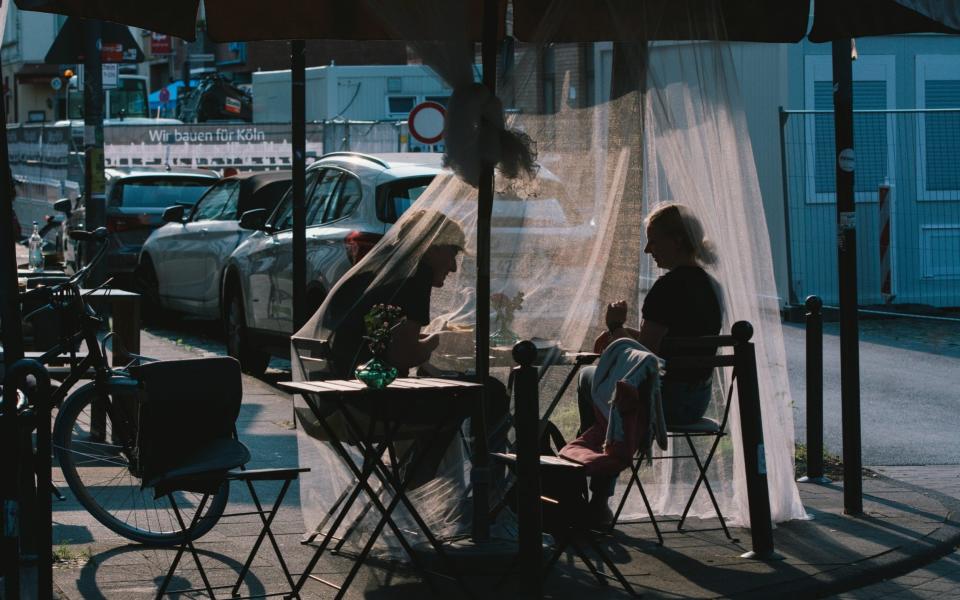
[781,108,960,314]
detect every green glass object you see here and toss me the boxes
[490,314,520,347]
[355,357,398,389]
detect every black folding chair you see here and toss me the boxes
[490,452,639,597]
[610,338,738,544]
[132,357,308,599]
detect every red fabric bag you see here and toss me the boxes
[559,381,647,476]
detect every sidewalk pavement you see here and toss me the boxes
[47,330,960,599]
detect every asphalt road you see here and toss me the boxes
[784,317,960,466]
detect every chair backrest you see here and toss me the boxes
[662,331,740,432]
[130,356,243,485]
[291,336,333,381]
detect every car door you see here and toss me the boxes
[159,180,238,304]
[267,168,342,334]
[303,172,365,310]
[190,181,246,311]
[245,170,323,332]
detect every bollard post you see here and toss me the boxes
[731,322,781,560]
[512,340,542,598]
[799,296,830,484]
[2,359,53,599]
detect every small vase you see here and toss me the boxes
[355,357,398,389]
[490,312,520,347]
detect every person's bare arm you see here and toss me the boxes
[385,319,438,369]
[636,319,667,354]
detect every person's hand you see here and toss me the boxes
[605,300,628,330]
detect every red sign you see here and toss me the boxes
[100,43,123,63]
[158,87,171,104]
[408,101,446,145]
[224,97,242,114]
[150,33,172,55]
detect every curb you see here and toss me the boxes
[733,473,960,599]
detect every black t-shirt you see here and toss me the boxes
[328,263,433,378]
[641,265,722,382]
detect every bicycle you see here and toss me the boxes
[18,227,229,546]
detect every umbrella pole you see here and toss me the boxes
[831,39,862,514]
[470,0,500,545]
[291,39,307,330]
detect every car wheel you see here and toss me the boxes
[226,288,270,376]
[136,258,163,322]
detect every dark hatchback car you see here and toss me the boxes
[58,167,218,278]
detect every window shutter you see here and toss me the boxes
[925,79,960,191]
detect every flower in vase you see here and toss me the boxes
[362,303,405,358]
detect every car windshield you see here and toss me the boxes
[110,177,214,209]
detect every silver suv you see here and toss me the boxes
[220,152,438,374]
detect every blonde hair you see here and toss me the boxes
[645,203,718,266]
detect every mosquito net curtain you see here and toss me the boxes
[293,1,807,557]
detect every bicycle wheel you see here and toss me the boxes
[53,380,229,546]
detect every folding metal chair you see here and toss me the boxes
[132,357,309,599]
[610,346,738,544]
[490,452,639,597]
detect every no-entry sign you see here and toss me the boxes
[407,101,446,145]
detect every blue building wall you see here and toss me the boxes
[783,35,960,308]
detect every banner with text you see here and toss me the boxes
[104,122,403,170]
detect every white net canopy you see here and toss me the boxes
[292,0,807,558]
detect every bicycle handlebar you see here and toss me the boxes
[22,227,110,322]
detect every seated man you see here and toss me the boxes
[317,209,508,488]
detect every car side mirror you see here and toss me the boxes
[162,204,186,223]
[53,198,72,215]
[238,208,268,231]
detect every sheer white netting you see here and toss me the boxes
[292,0,806,559]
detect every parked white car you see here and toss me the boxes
[138,170,290,319]
[221,152,437,374]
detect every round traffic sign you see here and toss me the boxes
[408,101,446,145]
[50,77,63,91]
[158,87,171,104]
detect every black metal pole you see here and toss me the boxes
[291,40,307,330]
[471,0,498,544]
[83,19,106,286]
[512,341,542,598]
[0,54,25,599]
[831,39,863,515]
[732,321,779,560]
[19,360,52,600]
[0,87,23,367]
[799,295,830,484]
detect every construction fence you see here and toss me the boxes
[780,108,960,315]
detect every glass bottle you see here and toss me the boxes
[28,221,44,272]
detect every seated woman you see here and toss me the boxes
[578,202,722,524]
